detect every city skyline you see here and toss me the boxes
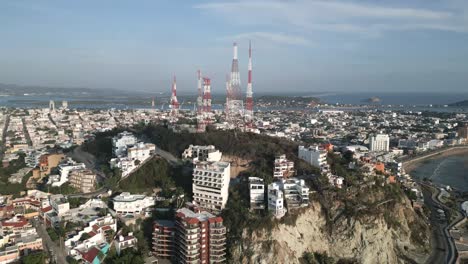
[1,0,468,93]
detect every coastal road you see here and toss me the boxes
[422,185,449,264]
[421,182,462,264]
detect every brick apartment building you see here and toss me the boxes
[152,207,226,263]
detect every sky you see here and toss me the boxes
[0,0,468,94]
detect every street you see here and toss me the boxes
[33,219,68,264]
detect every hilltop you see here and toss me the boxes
[449,100,468,107]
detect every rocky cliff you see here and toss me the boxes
[231,197,430,264]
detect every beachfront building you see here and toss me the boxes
[192,161,231,214]
[458,123,468,139]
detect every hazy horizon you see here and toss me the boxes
[1,1,468,93]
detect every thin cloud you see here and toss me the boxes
[195,0,468,36]
[224,32,311,46]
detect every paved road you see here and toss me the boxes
[34,219,68,264]
[421,182,462,264]
[68,145,106,181]
[67,187,109,199]
[154,147,180,165]
[422,185,449,264]
[0,114,9,160]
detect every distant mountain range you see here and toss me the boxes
[450,100,468,107]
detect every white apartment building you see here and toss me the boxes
[249,177,265,210]
[65,215,117,257]
[112,131,137,157]
[127,142,156,160]
[369,134,390,152]
[280,178,309,208]
[298,146,327,168]
[273,154,295,178]
[268,183,286,219]
[182,145,222,162]
[50,194,70,217]
[112,192,155,216]
[192,161,231,213]
[51,159,86,187]
[110,142,155,178]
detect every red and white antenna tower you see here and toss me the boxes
[170,75,179,116]
[225,74,230,114]
[245,41,254,127]
[226,42,244,124]
[203,77,212,116]
[197,70,203,114]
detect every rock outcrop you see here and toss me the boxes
[232,198,430,264]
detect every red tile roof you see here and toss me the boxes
[79,247,100,263]
[185,217,199,225]
[41,206,53,213]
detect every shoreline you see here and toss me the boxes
[403,146,468,173]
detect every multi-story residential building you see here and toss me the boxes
[114,233,138,255]
[0,215,31,231]
[152,220,175,260]
[174,208,226,263]
[32,153,65,178]
[457,123,468,139]
[280,178,309,208]
[369,134,390,152]
[66,215,117,258]
[49,194,70,217]
[273,154,295,178]
[298,145,327,169]
[112,131,137,157]
[52,159,86,187]
[112,192,155,216]
[192,161,231,213]
[249,177,265,210]
[69,169,96,193]
[127,142,156,160]
[182,145,222,162]
[268,183,286,219]
[0,228,43,263]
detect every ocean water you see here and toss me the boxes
[410,155,468,192]
[0,92,467,110]
[312,92,468,106]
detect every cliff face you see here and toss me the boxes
[232,199,430,264]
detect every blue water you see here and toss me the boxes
[410,155,468,192]
[312,92,468,106]
[0,92,467,110]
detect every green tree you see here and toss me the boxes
[21,252,47,264]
